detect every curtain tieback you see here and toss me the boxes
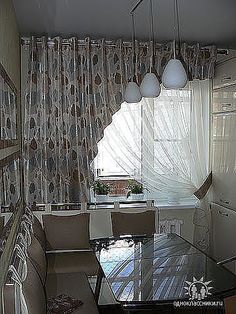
[194,172,212,200]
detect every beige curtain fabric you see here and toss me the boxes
[23,36,217,204]
[194,172,212,200]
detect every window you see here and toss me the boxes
[93,102,142,178]
[93,87,198,202]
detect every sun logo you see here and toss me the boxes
[184,277,213,300]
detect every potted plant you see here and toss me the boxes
[93,180,111,202]
[126,180,144,200]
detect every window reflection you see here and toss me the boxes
[99,236,195,301]
[94,234,236,303]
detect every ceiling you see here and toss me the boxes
[13,0,236,49]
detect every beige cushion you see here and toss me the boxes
[224,295,236,314]
[0,216,13,244]
[3,284,15,313]
[47,251,99,276]
[46,272,99,314]
[33,216,46,250]
[111,210,156,237]
[43,214,90,250]
[23,258,47,314]
[27,235,47,285]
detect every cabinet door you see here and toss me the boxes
[212,85,236,113]
[212,113,236,208]
[212,203,236,273]
[213,58,236,89]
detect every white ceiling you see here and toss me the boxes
[13,0,236,48]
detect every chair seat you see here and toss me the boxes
[47,251,99,276]
[46,272,99,314]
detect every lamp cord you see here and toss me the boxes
[131,13,136,82]
[149,0,155,72]
[173,0,180,58]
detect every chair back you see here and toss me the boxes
[111,210,156,237]
[42,213,90,250]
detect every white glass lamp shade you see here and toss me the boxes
[140,73,161,98]
[162,59,188,89]
[124,81,142,103]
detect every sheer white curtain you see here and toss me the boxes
[94,79,211,250]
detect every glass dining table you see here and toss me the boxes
[90,233,236,313]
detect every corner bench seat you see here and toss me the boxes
[27,215,99,314]
[46,272,99,314]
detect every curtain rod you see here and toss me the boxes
[21,37,228,55]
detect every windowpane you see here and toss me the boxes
[153,89,191,178]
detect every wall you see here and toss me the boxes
[0,0,20,93]
[216,49,236,65]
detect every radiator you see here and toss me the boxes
[159,218,183,236]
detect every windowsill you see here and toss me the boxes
[97,176,131,180]
[88,199,196,210]
[155,200,196,210]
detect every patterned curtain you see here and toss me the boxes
[23,36,217,204]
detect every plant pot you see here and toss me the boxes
[95,194,108,202]
[128,193,144,201]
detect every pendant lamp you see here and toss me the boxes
[162,0,187,89]
[124,81,142,103]
[140,0,161,98]
[124,13,142,103]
